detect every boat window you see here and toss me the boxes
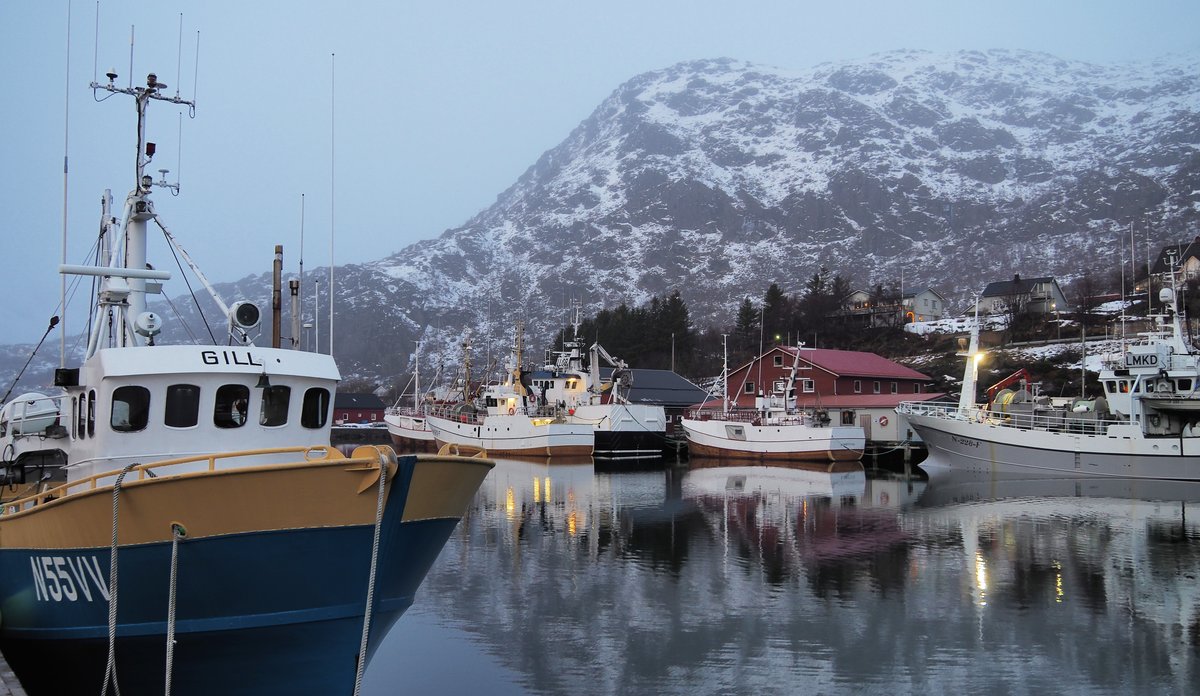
[165,384,201,428]
[259,385,291,426]
[111,386,150,432]
[301,388,330,429]
[76,395,85,439]
[1180,379,1193,392]
[215,384,251,429]
[1104,380,1116,393]
[87,389,96,437]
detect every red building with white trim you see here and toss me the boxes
[715,345,944,446]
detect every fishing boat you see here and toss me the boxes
[383,345,437,453]
[680,343,866,463]
[0,71,493,695]
[527,313,666,461]
[426,322,593,458]
[897,268,1200,480]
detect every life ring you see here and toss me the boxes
[878,415,889,427]
[508,407,515,415]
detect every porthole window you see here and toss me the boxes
[111,386,151,432]
[259,385,291,427]
[215,384,251,429]
[165,384,201,428]
[87,389,96,437]
[302,388,330,429]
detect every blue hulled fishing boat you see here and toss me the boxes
[0,67,492,695]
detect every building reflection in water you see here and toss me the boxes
[364,458,1200,695]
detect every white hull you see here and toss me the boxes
[426,413,593,458]
[680,417,865,462]
[383,411,437,452]
[905,410,1200,480]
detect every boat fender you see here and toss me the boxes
[508,407,515,415]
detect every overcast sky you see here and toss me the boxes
[2,0,1198,347]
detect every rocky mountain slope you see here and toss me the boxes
[6,49,1199,388]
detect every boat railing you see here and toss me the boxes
[428,403,487,425]
[686,408,806,425]
[2,444,358,516]
[897,401,1126,435]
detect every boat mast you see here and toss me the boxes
[413,340,421,411]
[68,71,193,359]
[958,304,983,413]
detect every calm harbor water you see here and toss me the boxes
[363,457,1200,695]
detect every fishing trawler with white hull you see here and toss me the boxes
[0,70,492,696]
[680,344,865,463]
[426,323,593,458]
[528,315,666,461]
[898,269,1200,480]
[383,346,438,453]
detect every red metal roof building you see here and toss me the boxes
[707,345,945,448]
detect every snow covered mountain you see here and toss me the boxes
[340,48,1199,377]
[6,49,1200,386]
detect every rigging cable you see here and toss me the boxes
[1,317,60,405]
[162,225,217,344]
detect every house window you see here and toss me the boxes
[165,384,201,428]
[841,410,855,426]
[215,384,251,429]
[890,382,898,394]
[259,385,291,427]
[111,386,150,433]
[744,382,755,395]
[802,379,815,393]
[853,380,862,394]
[773,380,787,394]
[302,388,331,429]
[914,384,922,394]
[774,355,784,367]
[873,381,881,394]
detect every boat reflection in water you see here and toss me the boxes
[363,457,1199,696]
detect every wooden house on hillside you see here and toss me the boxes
[1151,237,1200,279]
[975,274,1067,316]
[843,287,948,326]
[709,345,944,447]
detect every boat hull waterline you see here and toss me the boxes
[0,447,494,695]
[680,418,865,463]
[426,414,593,458]
[906,412,1200,480]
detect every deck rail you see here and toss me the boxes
[897,401,1125,435]
[2,444,367,515]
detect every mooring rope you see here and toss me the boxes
[101,462,139,696]
[352,448,389,696]
[164,522,188,696]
